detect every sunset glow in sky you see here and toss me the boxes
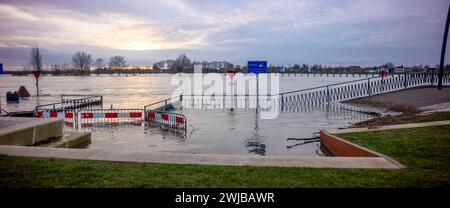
[0,0,449,68]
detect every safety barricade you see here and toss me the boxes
[34,109,78,129]
[78,109,143,129]
[144,110,187,134]
[34,106,188,134]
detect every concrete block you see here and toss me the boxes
[0,117,64,146]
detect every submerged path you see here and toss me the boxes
[347,86,450,108]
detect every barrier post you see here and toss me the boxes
[326,86,330,105]
[404,71,407,88]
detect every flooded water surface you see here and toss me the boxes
[0,74,373,156]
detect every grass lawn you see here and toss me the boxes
[0,125,449,188]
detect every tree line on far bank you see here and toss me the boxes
[23,47,200,75]
[27,47,129,75]
[9,46,450,76]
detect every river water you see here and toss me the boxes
[0,73,373,156]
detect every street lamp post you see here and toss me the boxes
[438,2,450,90]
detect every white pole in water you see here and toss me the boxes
[231,76,234,110]
[256,74,259,113]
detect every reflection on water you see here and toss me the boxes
[244,111,266,155]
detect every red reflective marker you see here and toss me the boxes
[175,117,184,124]
[105,112,118,118]
[130,112,142,118]
[65,112,73,119]
[50,111,58,118]
[35,112,43,118]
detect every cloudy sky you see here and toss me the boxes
[0,0,449,69]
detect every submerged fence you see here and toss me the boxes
[32,72,450,133]
[144,109,187,134]
[36,94,103,111]
[169,72,450,110]
[34,107,187,134]
[279,71,450,106]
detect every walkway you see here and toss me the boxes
[347,86,450,108]
[0,145,400,169]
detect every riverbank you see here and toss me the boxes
[351,111,450,128]
[1,123,449,187]
[344,86,450,127]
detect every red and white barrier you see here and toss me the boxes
[145,110,187,133]
[80,112,142,119]
[35,111,74,119]
[34,109,187,133]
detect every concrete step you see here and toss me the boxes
[35,131,91,148]
[0,117,64,146]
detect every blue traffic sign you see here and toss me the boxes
[247,61,267,74]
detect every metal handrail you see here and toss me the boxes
[278,71,449,106]
[36,94,103,110]
[280,71,440,97]
[280,76,382,96]
[143,95,182,111]
[61,94,102,101]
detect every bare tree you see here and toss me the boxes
[109,56,126,69]
[30,47,43,72]
[175,54,191,73]
[95,58,104,70]
[72,51,93,72]
[385,62,395,70]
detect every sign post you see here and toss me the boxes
[247,61,267,112]
[227,69,236,111]
[32,70,41,96]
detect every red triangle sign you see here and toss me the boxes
[32,70,41,79]
[227,70,236,79]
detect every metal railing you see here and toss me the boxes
[36,94,103,111]
[143,95,183,111]
[181,94,277,110]
[170,71,450,109]
[279,71,450,106]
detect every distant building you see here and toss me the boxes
[348,66,362,72]
[394,66,405,73]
